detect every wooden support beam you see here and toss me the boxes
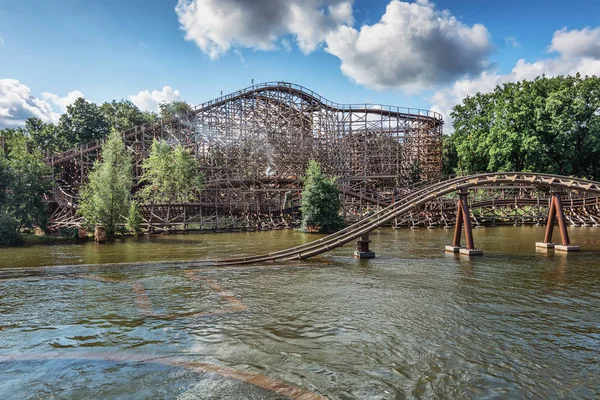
[446,188,483,255]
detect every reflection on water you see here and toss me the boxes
[1,227,599,398]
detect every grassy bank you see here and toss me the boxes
[21,234,81,245]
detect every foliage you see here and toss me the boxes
[0,135,51,245]
[78,130,133,237]
[138,139,204,205]
[441,135,459,176]
[99,100,156,132]
[1,99,176,158]
[127,201,143,235]
[58,97,110,146]
[0,210,22,246]
[159,101,193,119]
[58,227,80,240]
[26,118,68,153]
[300,160,344,233]
[449,74,600,179]
[4,136,52,228]
[0,127,26,152]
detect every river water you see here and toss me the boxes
[1,227,599,399]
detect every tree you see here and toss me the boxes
[441,135,458,176]
[0,127,26,152]
[78,130,133,237]
[450,75,600,180]
[0,135,51,245]
[172,144,204,203]
[58,97,110,146]
[0,151,21,245]
[450,91,495,173]
[127,201,143,235]
[159,101,193,119]
[4,135,52,229]
[300,160,344,233]
[25,117,68,153]
[138,139,203,205]
[100,100,156,132]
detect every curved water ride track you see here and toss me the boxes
[213,173,600,265]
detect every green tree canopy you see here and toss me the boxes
[78,130,133,237]
[99,99,157,132]
[300,160,344,233]
[138,139,204,205]
[449,74,600,179]
[58,97,110,147]
[0,135,51,245]
[159,101,193,119]
[25,117,68,153]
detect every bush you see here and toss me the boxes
[0,211,23,246]
[300,160,345,233]
[127,201,143,235]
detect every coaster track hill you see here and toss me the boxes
[46,81,444,230]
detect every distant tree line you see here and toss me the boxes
[0,98,193,154]
[0,97,196,245]
[444,74,600,180]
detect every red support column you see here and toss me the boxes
[536,191,579,252]
[554,192,579,252]
[446,188,483,256]
[460,189,475,250]
[452,199,464,247]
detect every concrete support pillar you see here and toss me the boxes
[445,188,483,256]
[537,191,580,252]
[354,232,375,259]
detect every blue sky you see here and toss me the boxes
[1,0,600,128]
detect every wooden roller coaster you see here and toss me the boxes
[46,81,443,230]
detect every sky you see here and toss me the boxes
[1,0,600,131]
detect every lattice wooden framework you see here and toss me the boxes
[46,82,444,229]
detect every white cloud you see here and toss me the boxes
[41,90,84,112]
[175,0,353,59]
[0,79,76,127]
[0,34,4,47]
[175,0,492,91]
[325,0,491,92]
[129,86,182,113]
[233,49,245,63]
[548,26,600,59]
[281,39,292,52]
[505,36,520,48]
[430,28,600,133]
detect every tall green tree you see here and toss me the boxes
[450,74,600,180]
[0,150,21,245]
[78,130,133,237]
[100,100,157,132]
[441,135,458,176]
[127,201,143,235]
[300,160,344,233]
[159,101,193,119]
[5,135,52,229]
[0,135,51,245]
[25,117,68,153]
[138,139,203,205]
[59,97,110,146]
